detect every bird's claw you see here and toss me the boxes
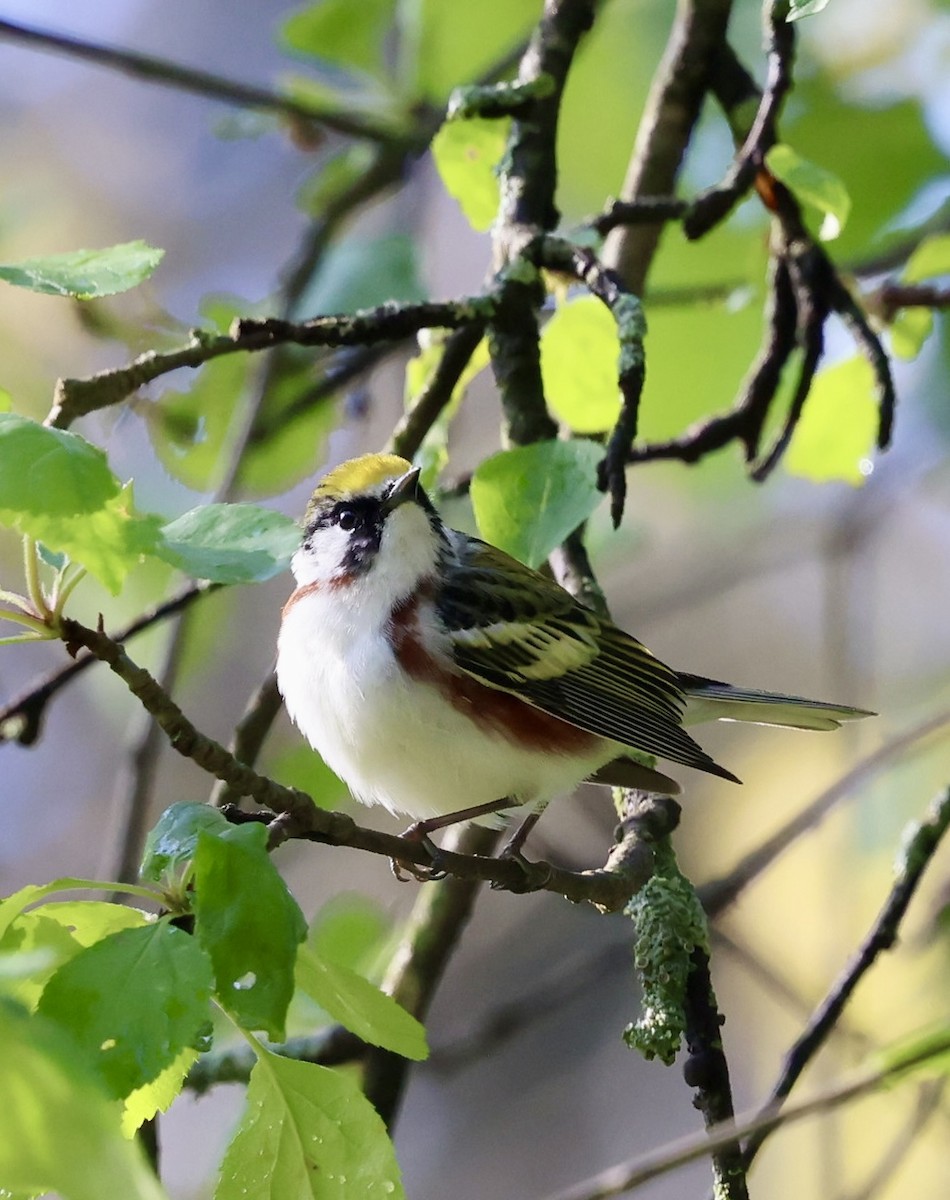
[391,824,447,883]
[490,844,553,892]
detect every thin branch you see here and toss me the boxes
[208,674,283,809]
[742,786,950,1168]
[586,196,689,238]
[601,0,734,296]
[542,1034,950,1200]
[0,17,398,143]
[47,297,495,429]
[0,582,215,746]
[684,0,796,239]
[700,706,950,917]
[388,321,487,460]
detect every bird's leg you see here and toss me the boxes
[498,810,541,863]
[392,797,515,882]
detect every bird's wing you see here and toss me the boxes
[436,537,735,779]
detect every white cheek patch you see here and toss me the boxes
[291,525,354,585]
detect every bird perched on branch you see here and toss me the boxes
[276,453,872,869]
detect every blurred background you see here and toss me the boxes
[1,0,950,1197]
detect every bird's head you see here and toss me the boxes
[291,454,447,596]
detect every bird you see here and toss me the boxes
[276,452,873,868]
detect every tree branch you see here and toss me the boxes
[0,16,399,143]
[741,786,950,1168]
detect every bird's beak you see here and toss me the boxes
[382,467,422,514]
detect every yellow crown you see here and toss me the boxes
[307,453,411,516]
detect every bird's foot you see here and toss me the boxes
[391,823,447,883]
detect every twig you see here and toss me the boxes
[834,1078,946,1200]
[47,297,495,429]
[742,787,950,1168]
[208,674,284,809]
[536,237,646,525]
[587,197,689,238]
[700,706,950,916]
[0,16,397,143]
[600,0,734,295]
[684,0,796,239]
[0,582,215,746]
[388,322,488,460]
[542,1034,950,1200]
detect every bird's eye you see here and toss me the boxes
[336,505,359,531]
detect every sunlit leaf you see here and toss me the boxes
[471,440,603,567]
[0,415,163,592]
[766,143,851,240]
[121,1046,199,1137]
[281,0,396,79]
[903,233,950,283]
[295,233,425,318]
[155,504,300,584]
[306,896,391,975]
[431,117,509,232]
[37,922,213,1099]
[0,1003,168,1200]
[295,945,427,1059]
[401,0,537,102]
[215,1049,404,1200]
[889,307,933,361]
[0,241,163,299]
[540,296,623,433]
[788,0,831,19]
[784,356,878,485]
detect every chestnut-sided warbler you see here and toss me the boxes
[276,454,871,854]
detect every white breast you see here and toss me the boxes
[276,585,611,823]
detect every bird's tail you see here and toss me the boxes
[679,673,875,731]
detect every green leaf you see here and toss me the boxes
[0,416,162,592]
[37,922,213,1100]
[155,503,300,584]
[0,912,81,1009]
[0,1002,168,1200]
[1,904,147,1009]
[216,1049,404,1200]
[903,233,950,283]
[121,1046,199,1137]
[788,0,830,18]
[889,307,933,361]
[431,116,509,232]
[873,1024,950,1082]
[471,441,603,568]
[307,896,391,974]
[0,241,163,299]
[295,232,425,318]
[296,144,379,217]
[784,356,878,485]
[0,414,120,516]
[540,297,623,433]
[296,945,427,1059]
[193,824,307,1041]
[38,901,149,947]
[267,742,349,811]
[766,143,852,240]
[281,0,397,79]
[401,0,537,102]
[140,802,231,885]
